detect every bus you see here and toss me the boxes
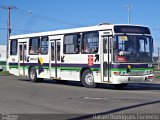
[8,24,154,89]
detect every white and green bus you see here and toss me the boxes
[8,24,154,88]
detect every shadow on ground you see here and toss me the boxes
[18,78,160,90]
[67,100,160,120]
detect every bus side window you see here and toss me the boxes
[41,36,48,55]
[82,43,89,53]
[10,39,18,55]
[29,47,34,54]
[36,47,41,54]
[51,43,54,61]
[64,34,80,54]
[82,31,99,54]
[57,42,60,61]
[29,37,40,55]
[19,45,23,61]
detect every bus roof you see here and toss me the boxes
[10,24,149,39]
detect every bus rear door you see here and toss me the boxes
[18,42,27,76]
[50,39,61,79]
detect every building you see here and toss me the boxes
[0,45,6,71]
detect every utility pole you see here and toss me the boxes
[0,6,16,71]
[126,5,133,24]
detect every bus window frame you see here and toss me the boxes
[40,36,49,55]
[10,39,18,55]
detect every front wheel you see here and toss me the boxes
[81,69,97,88]
[29,67,44,83]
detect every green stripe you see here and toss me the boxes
[57,67,99,71]
[0,61,6,65]
[9,64,153,72]
[91,68,100,71]
[9,65,18,68]
[60,67,81,71]
[43,66,49,69]
[9,65,100,72]
[111,68,153,71]
[131,68,153,70]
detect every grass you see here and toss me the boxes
[0,71,10,75]
[155,75,160,78]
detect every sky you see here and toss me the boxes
[0,0,160,55]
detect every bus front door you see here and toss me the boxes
[101,36,112,82]
[50,40,61,79]
[18,43,27,76]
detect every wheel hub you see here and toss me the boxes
[30,70,35,80]
[85,73,94,85]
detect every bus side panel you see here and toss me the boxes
[60,54,101,82]
[28,55,50,79]
[60,54,82,81]
[8,39,19,76]
[37,55,50,79]
[8,55,19,76]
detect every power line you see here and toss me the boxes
[153,38,160,39]
[0,27,35,33]
[15,8,86,27]
[11,28,36,33]
[151,29,160,30]
[0,18,6,20]
[0,27,7,29]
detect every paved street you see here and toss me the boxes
[0,75,160,120]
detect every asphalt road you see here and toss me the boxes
[0,75,160,120]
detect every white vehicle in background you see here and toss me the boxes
[0,45,6,71]
[8,24,154,89]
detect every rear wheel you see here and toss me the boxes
[81,69,97,88]
[29,67,44,83]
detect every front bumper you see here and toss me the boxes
[110,74,154,84]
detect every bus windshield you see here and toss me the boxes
[113,35,153,63]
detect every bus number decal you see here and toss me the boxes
[94,54,99,62]
[88,55,94,66]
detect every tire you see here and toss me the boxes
[113,84,128,89]
[81,69,97,88]
[29,67,44,83]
